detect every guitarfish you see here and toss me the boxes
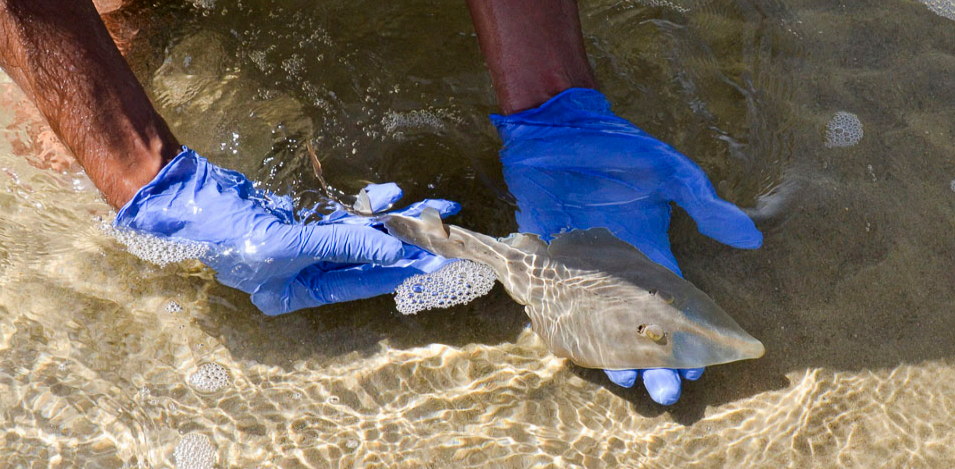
[384,209,765,370]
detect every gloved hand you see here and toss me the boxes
[491,88,762,405]
[115,147,459,315]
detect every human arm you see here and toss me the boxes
[0,0,178,209]
[467,0,762,404]
[0,0,461,315]
[466,0,596,114]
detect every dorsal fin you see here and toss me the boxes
[420,207,450,238]
[353,188,373,215]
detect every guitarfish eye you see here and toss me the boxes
[637,324,666,342]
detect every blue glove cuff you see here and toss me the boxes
[115,146,197,231]
[115,146,296,235]
[489,88,637,145]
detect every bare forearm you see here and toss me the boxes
[466,0,597,114]
[0,0,178,208]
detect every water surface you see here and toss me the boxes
[2,0,955,467]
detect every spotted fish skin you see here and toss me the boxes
[384,208,765,370]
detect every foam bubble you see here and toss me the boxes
[920,0,955,20]
[825,111,864,148]
[105,224,208,268]
[174,433,216,469]
[381,108,461,139]
[394,260,497,315]
[188,363,230,392]
[165,301,183,314]
[640,0,691,13]
[189,0,215,9]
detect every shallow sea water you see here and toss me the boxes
[2,0,955,467]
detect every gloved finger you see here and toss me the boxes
[399,245,457,273]
[330,198,461,228]
[604,369,638,388]
[252,254,455,314]
[665,161,763,249]
[642,368,683,405]
[293,223,405,265]
[250,264,412,314]
[391,199,461,219]
[315,257,455,302]
[679,367,704,381]
[248,253,446,315]
[362,182,403,213]
[312,183,401,225]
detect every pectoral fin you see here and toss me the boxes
[547,228,667,280]
[500,233,548,255]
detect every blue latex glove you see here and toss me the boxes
[491,88,762,405]
[115,147,459,315]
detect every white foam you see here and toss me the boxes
[825,111,864,148]
[165,301,183,314]
[640,0,691,13]
[394,260,497,315]
[190,0,215,10]
[174,433,216,469]
[381,108,461,139]
[106,224,208,268]
[617,0,696,13]
[188,363,230,392]
[920,0,955,20]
